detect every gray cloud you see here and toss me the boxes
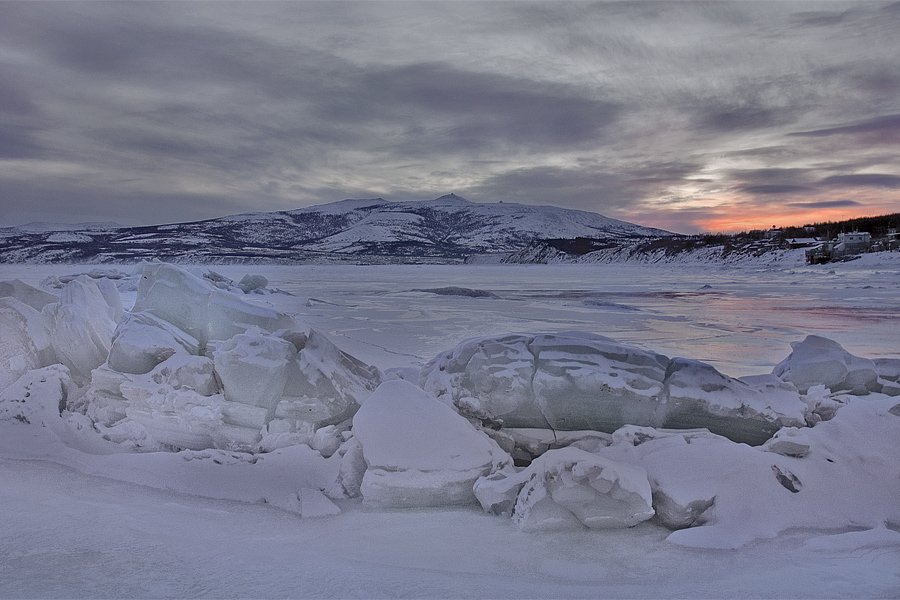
[350,63,622,151]
[0,124,45,159]
[0,1,898,231]
[790,8,859,27]
[740,184,814,195]
[464,161,701,214]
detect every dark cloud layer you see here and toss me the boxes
[791,114,900,140]
[0,1,898,233]
[820,174,900,188]
[787,200,861,209]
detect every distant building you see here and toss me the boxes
[787,237,818,249]
[805,231,872,264]
[835,231,871,254]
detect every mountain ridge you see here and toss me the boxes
[0,195,670,264]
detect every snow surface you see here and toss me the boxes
[1,257,899,598]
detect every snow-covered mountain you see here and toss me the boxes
[0,194,670,263]
[14,221,123,233]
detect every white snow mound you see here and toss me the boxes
[596,395,900,548]
[346,379,511,507]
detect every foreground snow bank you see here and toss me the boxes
[595,394,900,548]
[420,331,807,445]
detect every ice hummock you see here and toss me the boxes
[420,331,808,445]
[0,275,122,390]
[773,334,883,395]
[74,263,381,452]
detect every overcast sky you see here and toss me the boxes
[1,1,897,233]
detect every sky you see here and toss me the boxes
[0,1,897,234]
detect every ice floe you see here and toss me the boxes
[420,331,807,445]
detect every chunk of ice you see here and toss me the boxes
[422,331,806,445]
[212,332,295,415]
[773,335,880,395]
[0,298,56,391]
[107,312,199,374]
[0,279,57,311]
[133,263,293,345]
[238,274,269,294]
[43,276,119,381]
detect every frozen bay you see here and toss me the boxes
[1,254,899,598]
[8,255,892,377]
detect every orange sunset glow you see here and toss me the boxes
[695,203,898,234]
